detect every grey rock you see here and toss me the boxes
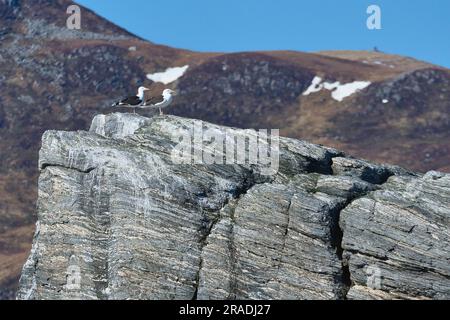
[331,156,412,184]
[316,175,378,200]
[17,113,450,300]
[198,180,347,300]
[341,172,450,300]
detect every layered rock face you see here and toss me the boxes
[17,114,450,300]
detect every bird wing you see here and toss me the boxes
[143,95,164,106]
[120,96,141,106]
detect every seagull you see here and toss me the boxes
[141,89,177,115]
[112,86,150,113]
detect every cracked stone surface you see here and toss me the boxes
[341,171,450,300]
[17,113,450,300]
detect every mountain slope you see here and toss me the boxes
[0,0,449,299]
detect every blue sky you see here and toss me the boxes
[77,0,450,68]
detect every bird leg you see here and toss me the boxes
[159,108,163,115]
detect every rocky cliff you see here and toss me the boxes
[17,113,450,300]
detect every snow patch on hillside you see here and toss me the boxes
[303,76,371,102]
[147,65,189,84]
[302,76,323,95]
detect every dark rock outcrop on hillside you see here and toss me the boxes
[173,53,315,129]
[17,114,450,300]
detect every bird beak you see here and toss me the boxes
[172,90,178,96]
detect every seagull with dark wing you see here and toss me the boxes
[112,86,150,113]
[141,89,177,115]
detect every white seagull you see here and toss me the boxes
[112,86,150,113]
[141,89,177,115]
